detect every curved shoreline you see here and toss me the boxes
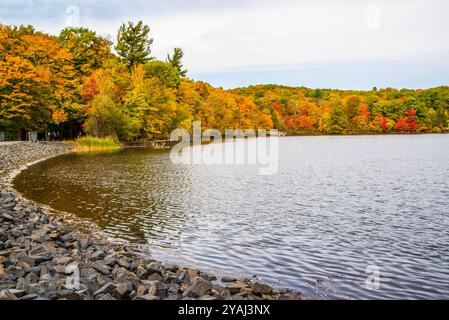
[0,142,303,300]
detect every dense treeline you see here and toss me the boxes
[1,22,448,141]
[232,85,449,135]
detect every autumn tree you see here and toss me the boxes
[406,109,417,132]
[143,60,179,88]
[84,94,129,139]
[81,59,131,139]
[0,56,52,132]
[329,107,349,134]
[124,64,177,140]
[394,117,408,132]
[374,115,391,133]
[59,27,112,76]
[0,26,77,136]
[344,95,362,133]
[352,104,372,133]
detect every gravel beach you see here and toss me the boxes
[0,142,303,300]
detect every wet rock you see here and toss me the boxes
[5,265,25,278]
[90,250,105,261]
[251,283,273,296]
[246,293,263,300]
[2,213,14,221]
[183,278,212,298]
[168,283,180,293]
[178,271,190,284]
[136,284,146,296]
[208,275,218,281]
[116,258,130,269]
[101,258,116,267]
[53,265,70,275]
[147,281,168,298]
[112,282,131,299]
[99,293,115,300]
[19,255,45,267]
[81,267,98,278]
[221,277,238,283]
[165,264,178,273]
[24,272,39,284]
[58,289,84,300]
[133,294,160,300]
[136,266,148,279]
[91,262,111,275]
[93,282,115,297]
[187,268,199,280]
[147,273,163,281]
[225,293,245,300]
[19,293,39,300]
[198,295,218,300]
[226,283,248,295]
[98,274,114,285]
[86,280,101,293]
[25,283,47,295]
[276,291,303,300]
[79,239,90,250]
[240,286,253,294]
[29,245,54,256]
[52,256,74,265]
[46,292,58,300]
[112,270,132,282]
[30,228,49,242]
[47,232,60,240]
[0,289,18,300]
[60,233,75,242]
[9,289,27,299]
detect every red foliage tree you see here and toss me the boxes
[394,117,408,132]
[406,109,417,132]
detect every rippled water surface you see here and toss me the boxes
[14,135,449,299]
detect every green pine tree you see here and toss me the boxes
[115,21,153,70]
[166,47,187,77]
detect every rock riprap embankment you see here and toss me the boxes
[0,142,73,176]
[0,142,303,300]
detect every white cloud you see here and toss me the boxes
[77,0,449,74]
[2,0,449,76]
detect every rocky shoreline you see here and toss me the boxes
[0,142,303,300]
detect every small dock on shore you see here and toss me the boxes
[126,140,178,149]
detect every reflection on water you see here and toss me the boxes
[14,135,449,299]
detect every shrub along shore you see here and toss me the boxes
[0,142,303,300]
[70,136,122,152]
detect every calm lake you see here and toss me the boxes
[14,135,449,299]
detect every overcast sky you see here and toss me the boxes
[1,0,449,89]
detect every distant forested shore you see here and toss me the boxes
[1,22,448,142]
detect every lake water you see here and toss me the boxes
[14,135,449,299]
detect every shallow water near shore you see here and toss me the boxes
[13,135,449,299]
